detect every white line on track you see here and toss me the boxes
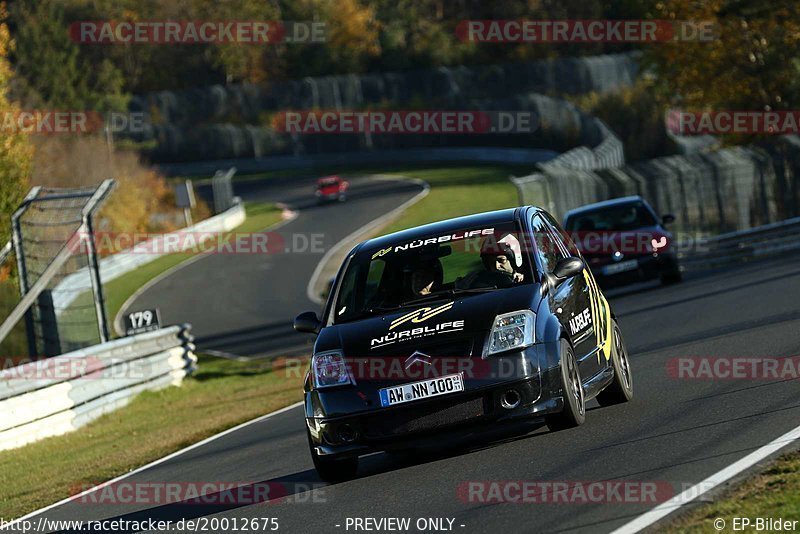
[611,423,800,533]
[6,401,304,528]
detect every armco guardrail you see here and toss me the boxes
[680,217,800,272]
[157,147,560,177]
[0,325,196,451]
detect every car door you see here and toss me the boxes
[536,213,601,379]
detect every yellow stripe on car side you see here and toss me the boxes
[583,269,613,362]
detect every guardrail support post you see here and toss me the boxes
[178,323,197,374]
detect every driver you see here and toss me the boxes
[411,265,436,296]
[405,259,443,299]
[457,234,525,289]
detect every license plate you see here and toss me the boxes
[379,373,465,407]
[602,259,638,275]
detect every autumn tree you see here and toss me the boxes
[645,0,800,112]
[9,0,127,112]
[0,4,33,247]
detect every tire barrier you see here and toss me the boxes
[121,53,638,163]
[131,53,639,127]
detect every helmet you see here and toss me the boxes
[480,233,522,270]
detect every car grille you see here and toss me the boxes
[360,395,487,439]
[370,338,474,359]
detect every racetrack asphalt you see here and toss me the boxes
[19,176,800,533]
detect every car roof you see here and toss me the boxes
[563,195,647,220]
[359,207,531,252]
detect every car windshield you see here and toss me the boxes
[332,222,532,324]
[565,202,657,232]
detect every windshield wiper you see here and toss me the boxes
[451,286,498,294]
[399,286,498,307]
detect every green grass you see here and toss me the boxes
[104,202,283,330]
[379,165,524,234]
[664,450,800,532]
[0,354,306,519]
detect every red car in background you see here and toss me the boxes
[315,175,349,203]
[563,196,682,287]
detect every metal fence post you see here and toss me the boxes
[11,187,42,357]
[82,180,116,343]
[84,213,109,343]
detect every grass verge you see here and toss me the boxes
[0,355,306,519]
[664,449,800,532]
[379,165,523,233]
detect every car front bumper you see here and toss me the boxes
[305,343,565,457]
[589,252,679,287]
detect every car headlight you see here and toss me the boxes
[483,310,536,357]
[311,350,354,388]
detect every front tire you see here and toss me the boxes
[547,339,586,431]
[308,430,358,482]
[596,319,634,406]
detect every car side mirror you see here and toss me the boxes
[294,311,321,334]
[553,256,585,281]
[541,256,585,296]
[662,213,676,225]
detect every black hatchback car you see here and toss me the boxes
[294,206,633,481]
[563,196,681,287]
